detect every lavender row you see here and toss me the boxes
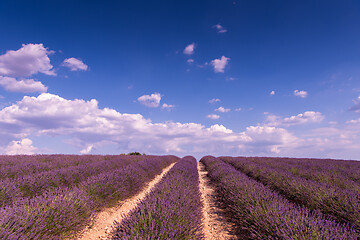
[0,155,148,207]
[0,155,148,180]
[201,156,357,239]
[111,156,203,240]
[0,155,178,240]
[240,156,360,191]
[222,157,360,234]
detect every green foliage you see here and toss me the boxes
[128,152,142,155]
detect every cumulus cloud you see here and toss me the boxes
[184,43,195,55]
[0,93,302,156]
[294,90,308,98]
[215,106,230,113]
[211,56,230,73]
[270,90,275,96]
[62,58,88,71]
[207,114,220,119]
[5,138,37,155]
[0,76,47,93]
[161,103,175,111]
[0,43,55,77]
[213,24,227,33]
[2,93,359,158]
[137,93,161,107]
[187,59,194,64]
[209,98,220,104]
[349,96,360,113]
[266,111,324,127]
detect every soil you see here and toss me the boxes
[75,162,176,240]
[197,162,238,240]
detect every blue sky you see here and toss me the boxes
[1,0,360,159]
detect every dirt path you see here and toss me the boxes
[198,162,238,240]
[76,162,176,240]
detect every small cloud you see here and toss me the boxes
[215,106,231,113]
[138,93,162,107]
[328,121,337,125]
[266,111,324,127]
[270,90,275,96]
[226,77,236,81]
[213,24,227,33]
[207,114,220,119]
[347,118,360,124]
[0,76,47,93]
[187,59,194,64]
[350,96,360,113]
[294,90,308,98]
[184,43,195,55]
[209,98,221,104]
[0,95,4,99]
[62,58,88,71]
[5,138,37,155]
[80,145,94,154]
[197,62,209,68]
[161,103,175,111]
[235,108,242,111]
[211,56,230,73]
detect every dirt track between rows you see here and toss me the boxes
[198,162,238,240]
[76,162,176,240]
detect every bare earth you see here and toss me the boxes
[76,162,176,240]
[198,162,238,240]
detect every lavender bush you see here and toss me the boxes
[0,155,143,207]
[0,155,178,239]
[201,156,357,239]
[221,156,360,234]
[234,156,360,192]
[111,156,203,240]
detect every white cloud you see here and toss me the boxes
[184,43,195,55]
[270,90,275,96]
[346,118,360,124]
[80,145,94,154]
[294,90,308,98]
[62,58,88,71]
[0,76,47,93]
[207,114,220,119]
[266,111,324,127]
[349,96,360,113]
[161,103,175,111]
[209,98,221,104]
[215,106,230,113]
[138,93,161,107]
[211,56,230,73]
[187,59,194,64]
[0,43,55,77]
[235,108,242,111]
[213,24,227,33]
[2,93,360,159]
[226,77,236,81]
[5,138,37,155]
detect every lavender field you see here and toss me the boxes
[0,154,359,239]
